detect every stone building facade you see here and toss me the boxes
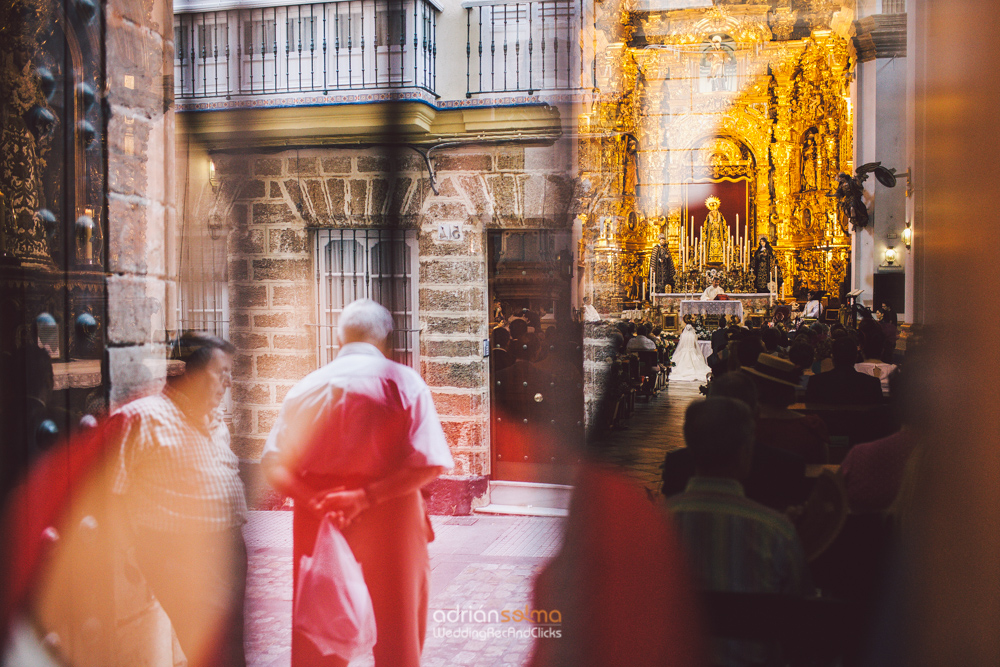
[182,141,577,511]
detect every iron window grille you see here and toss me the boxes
[314,228,419,368]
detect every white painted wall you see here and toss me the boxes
[854,58,878,305]
[853,37,908,313]
[436,0,473,101]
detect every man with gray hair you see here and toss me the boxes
[263,298,453,667]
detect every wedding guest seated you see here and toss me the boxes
[618,321,635,349]
[508,317,529,349]
[491,326,513,371]
[839,370,914,514]
[761,326,783,354]
[735,334,765,370]
[806,337,884,406]
[854,328,896,396]
[661,372,807,511]
[745,354,830,463]
[626,323,658,352]
[711,316,729,352]
[651,325,665,347]
[788,341,816,394]
[707,317,731,378]
[609,328,626,354]
[668,397,812,667]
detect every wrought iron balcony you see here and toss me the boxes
[463,0,594,97]
[174,0,439,104]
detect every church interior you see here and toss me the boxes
[575,2,892,331]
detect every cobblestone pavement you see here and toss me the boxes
[242,382,699,667]
[243,512,565,667]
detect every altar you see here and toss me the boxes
[653,293,773,322]
[680,299,744,321]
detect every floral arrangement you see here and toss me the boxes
[691,317,713,341]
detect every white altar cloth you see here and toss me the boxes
[679,300,744,321]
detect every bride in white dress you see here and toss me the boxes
[670,324,712,382]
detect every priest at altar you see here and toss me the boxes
[700,278,725,301]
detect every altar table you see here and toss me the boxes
[680,299,744,321]
[653,293,773,321]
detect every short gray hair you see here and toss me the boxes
[339,299,394,344]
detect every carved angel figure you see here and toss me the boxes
[835,162,897,231]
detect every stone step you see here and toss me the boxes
[474,480,573,517]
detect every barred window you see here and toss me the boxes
[314,228,419,368]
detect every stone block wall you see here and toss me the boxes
[105,0,176,408]
[188,139,576,510]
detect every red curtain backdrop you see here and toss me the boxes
[684,179,749,242]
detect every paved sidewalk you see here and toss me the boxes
[243,511,565,667]
[242,383,697,666]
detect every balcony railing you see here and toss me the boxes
[463,0,594,97]
[174,0,439,102]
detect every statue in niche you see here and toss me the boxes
[623,135,639,198]
[803,208,813,233]
[703,196,727,265]
[768,207,779,243]
[700,35,735,93]
[801,131,819,191]
[790,208,802,235]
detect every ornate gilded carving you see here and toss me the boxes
[578,0,855,305]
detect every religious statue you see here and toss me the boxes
[835,162,899,231]
[703,196,727,264]
[704,36,731,92]
[768,208,779,244]
[834,173,867,231]
[623,136,639,198]
[751,236,777,293]
[651,234,675,293]
[802,132,819,191]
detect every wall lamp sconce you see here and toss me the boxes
[209,159,218,190]
[884,246,897,266]
[207,215,225,241]
[902,221,912,249]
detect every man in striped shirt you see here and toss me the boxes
[113,333,247,667]
[668,397,811,667]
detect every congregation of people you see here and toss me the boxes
[649,309,914,666]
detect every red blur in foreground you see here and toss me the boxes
[529,464,708,667]
[1,415,122,645]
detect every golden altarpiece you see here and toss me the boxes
[576,1,856,315]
